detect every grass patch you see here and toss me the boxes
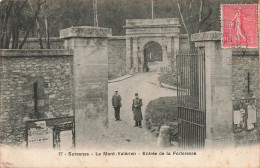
[145,96,178,136]
[158,74,177,87]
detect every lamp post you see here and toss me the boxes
[151,0,154,19]
[93,0,98,27]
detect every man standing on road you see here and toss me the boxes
[132,93,143,128]
[112,90,122,121]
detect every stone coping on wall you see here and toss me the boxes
[191,31,221,42]
[124,24,182,29]
[0,49,73,57]
[125,18,180,27]
[10,35,186,41]
[108,36,126,40]
[125,33,180,38]
[232,49,259,56]
[60,26,112,39]
[10,37,63,42]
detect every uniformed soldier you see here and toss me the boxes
[112,90,122,121]
[132,93,143,128]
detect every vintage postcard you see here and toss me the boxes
[0,0,259,167]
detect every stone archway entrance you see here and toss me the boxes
[143,41,163,72]
[124,18,181,73]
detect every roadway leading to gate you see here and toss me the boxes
[104,71,176,150]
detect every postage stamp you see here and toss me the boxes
[221,4,258,48]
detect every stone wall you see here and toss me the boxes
[10,34,188,81]
[14,35,188,79]
[9,38,64,49]
[179,35,189,54]
[108,37,126,79]
[0,50,74,145]
[11,37,127,80]
[232,50,259,112]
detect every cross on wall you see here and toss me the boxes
[247,72,250,93]
[33,82,38,118]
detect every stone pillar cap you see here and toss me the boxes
[191,31,221,42]
[60,26,112,39]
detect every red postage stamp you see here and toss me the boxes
[221,4,258,48]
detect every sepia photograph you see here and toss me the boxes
[0,0,259,167]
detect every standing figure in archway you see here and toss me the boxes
[143,41,163,72]
[132,93,143,128]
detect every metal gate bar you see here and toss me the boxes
[177,48,206,149]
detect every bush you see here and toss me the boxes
[158,74,177,87]
[108,72,117,80]
[145,96,178,137]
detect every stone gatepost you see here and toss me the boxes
[191,31,234,148]
[60,26,112,148]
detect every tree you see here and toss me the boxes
[177,1,189,44]
[176,0,198,50]
[2,0,258,49]
[41,1,50,49]
[99,0,127,35]
[175,0,213,49]
[0,0,14,49]
[28,0,43,49]
[0,0,44,49]
[18,0,44,49]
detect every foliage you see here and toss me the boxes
[0,0,48,49]
[1,0,258,49]
[158,74,177,87]
[108,71,118,80]
[145,96,178,136]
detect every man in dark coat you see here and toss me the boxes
[112,91,122,121]
[132,93,143,128]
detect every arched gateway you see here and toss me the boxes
[143,41,163,72]
[124,18,181,73]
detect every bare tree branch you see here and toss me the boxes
[28,0,43,49]
[199,0,204,33]
[18,1,42,49]
[177,2,190,47]
[0,1,13,49]
[41,0,50,49]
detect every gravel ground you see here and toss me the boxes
[104,72,176,150]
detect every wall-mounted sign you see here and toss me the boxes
[232,98,257,133]
[28,127,53,148]
[26,116,75,149]
[60,130,73,149]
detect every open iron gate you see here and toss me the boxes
[176,48,206,149]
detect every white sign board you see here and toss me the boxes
[59,130,73,149]
[28,127,53,149]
